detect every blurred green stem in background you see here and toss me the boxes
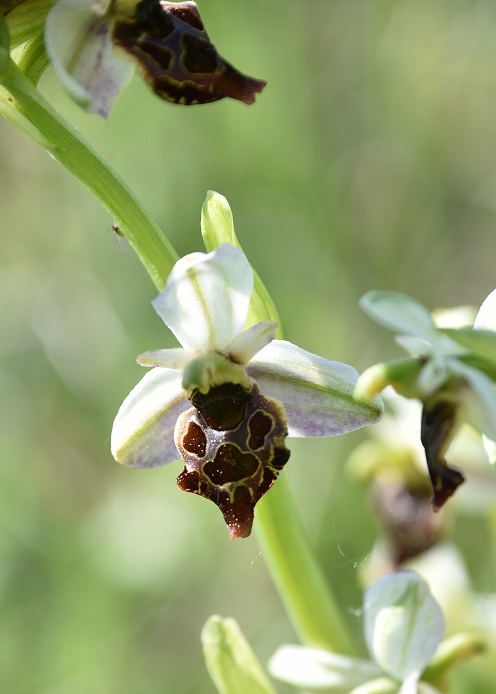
[0,56,355,657]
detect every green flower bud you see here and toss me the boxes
[201,616,276,694]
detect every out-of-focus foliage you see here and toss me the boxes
[1,0,496,692]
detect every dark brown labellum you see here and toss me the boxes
[112,0,267,105]
[175,382,290,539]
[420,400,464,511]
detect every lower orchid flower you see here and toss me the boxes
[111,243,383,539]
[269,571,483,694]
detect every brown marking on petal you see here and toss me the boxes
[181,420,207,457]
[181,33,217,73]
[248,410,273,450]
[174,383,290,538]
[176,467,201,493]
[220,486,255,540]
[204,443,259,485]
[268,444,291,471]
[420,400,465,511]
[112,0,266,105]
[166,1,204,32]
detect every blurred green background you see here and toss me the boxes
[2,0,496,691]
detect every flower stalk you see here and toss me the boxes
[256,475,356,654]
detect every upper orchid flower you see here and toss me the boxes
[45,0,266,117]
[111,243,383,539]
[356,291,496,510]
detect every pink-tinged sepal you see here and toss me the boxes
[175,381,290,539]
[45,0,133,117]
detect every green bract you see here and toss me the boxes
[202,616,277,694]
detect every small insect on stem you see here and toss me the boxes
[111,222,130,250]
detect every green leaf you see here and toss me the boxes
[442,328,496,369]
[201,616,277,694]
[0,11,10,78]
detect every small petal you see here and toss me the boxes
[395,335,432,357]
[416,358,449,395]
[450,360,496,441]
[268,645,381,692]
[137,347,196,369]
[441,328,496,368]
[483,435,496,465]
[399,671,421,694]
[111,367,187,468]
[475,288,496,330]
[364,571,444,682]
[248,340,383,437]
[45,0,132,117]
[360,292,437,343]
[152,245,253,352]
[225,321,277,365]
[349,677,399,694]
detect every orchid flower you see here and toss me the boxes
[269,571,449,694]
[111,243,383,539]
[356,291,496,510]
[45,0,266,117]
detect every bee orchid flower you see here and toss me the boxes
[111,244,383,539]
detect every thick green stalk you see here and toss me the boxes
[255,458,355,655]
[1,61,354,655]
[0,59,177,287]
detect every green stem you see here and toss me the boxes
[255,475,355,655]
[0,59,354,655]
[0,59,178,288]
